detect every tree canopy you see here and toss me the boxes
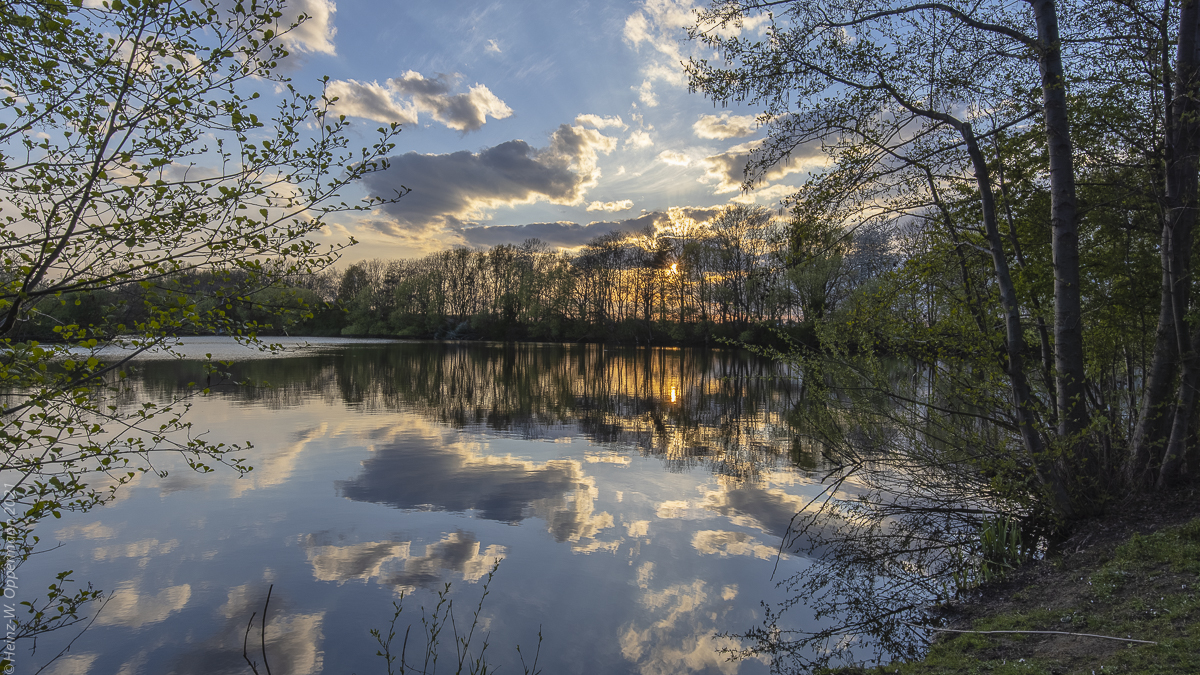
[0,0,399,648]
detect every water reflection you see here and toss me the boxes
[337,430,583,523]
[169,585,326,675]
[25,341,823,675]
[303,530,506,591]
[135,342,803,480]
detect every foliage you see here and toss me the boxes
[0,0,399,657]
[682,0,1200,670]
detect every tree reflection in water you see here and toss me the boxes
[121,341,958,672]
[135,341,805,482]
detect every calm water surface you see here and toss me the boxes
[25,339,833,674]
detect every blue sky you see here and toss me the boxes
[276,0,818,260]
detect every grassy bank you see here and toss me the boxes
[835,499,1200,674]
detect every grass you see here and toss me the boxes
[828,518,1200,674]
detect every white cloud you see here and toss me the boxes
[693,112,759,140]
[279,0,338,56]
[56,521,115,540]
[657,150,691,166]
[97,582,192,628]
[327,71,512,132]
[326,79,418,125]
[485,39,502,53]
[625,130,654,149]
[41,654,98,675]
[92,538,179,562]
[635,80,658,107]
[691,530,777,559]
[587,199,635,212]
[575,114,628,130]
[623,0,771,107]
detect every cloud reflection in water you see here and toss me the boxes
[337,428,617,550]
[303,530,506,592]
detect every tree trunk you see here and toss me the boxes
[963,122,1074,518]
[1127,230,1178,487]
[1030,0,1090,447]
[1157,0,1200,488]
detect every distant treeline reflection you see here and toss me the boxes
[135,342,810,478]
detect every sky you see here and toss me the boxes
[272,0,813,261]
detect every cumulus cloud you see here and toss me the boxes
[459,221,625,248]
[486,39,502,53]
[576,114,628,130]
[363,124,616,235]
[657,150,691,166]
[326,79,418,125]
[92,538,179,562]
[619,576,755,675]
[587,199,635,212]
[338,438,584,522]
[623,1,692,87]
[327,71,511,132]
[729,182,800,206]
[391,71,512,131]
[693,112,759,140]
[56,521,115,540]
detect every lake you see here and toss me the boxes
[21,338,839,675]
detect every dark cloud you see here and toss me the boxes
[459,217,650,248]
[363,125,615,235]
[336,438,583,523]
[458,207,723,249]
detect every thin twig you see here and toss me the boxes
[32,594,111,675]
[908,624,1158,644]
[242,611,260,675]
[261,584,274,675]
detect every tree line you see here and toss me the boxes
[279,204,896,344]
